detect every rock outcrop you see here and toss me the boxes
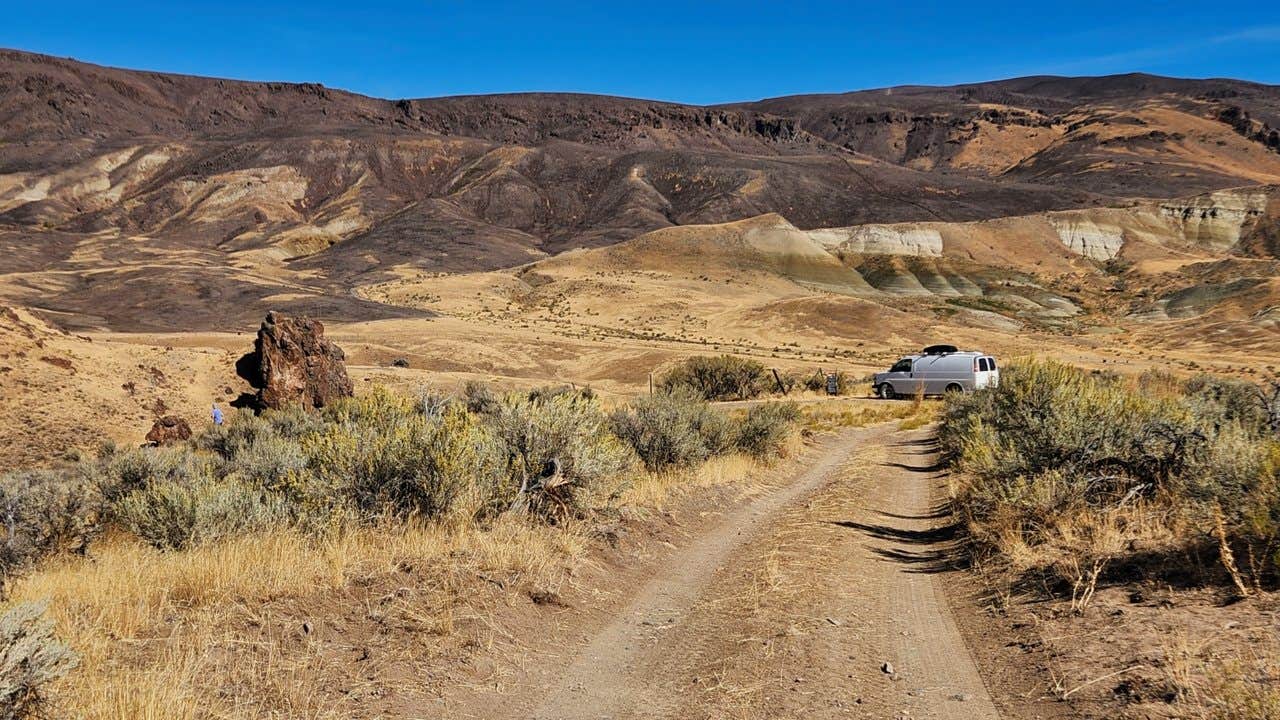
[236,311,353,411]
[810,225,944,257]
[145,415,192,446]
[1050,217,1125,260]
[1159,189,1270,249]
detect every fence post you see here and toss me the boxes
[772,368,788,396]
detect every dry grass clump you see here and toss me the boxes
[7,518,586,719]
[1154,632,1280,720]
[941,359,1280,603]
[798,397,939,433]
[621,453,767,511]
[1201,653,1280,720]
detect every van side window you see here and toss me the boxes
[978,358,990,371]
[890,359,913,373]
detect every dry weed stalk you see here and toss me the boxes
[1213,504,1251,599]
[1066,556,1109,614]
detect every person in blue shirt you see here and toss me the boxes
[211,404,224,426]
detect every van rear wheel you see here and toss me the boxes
[944,383,964,394]
[876,383,896,400]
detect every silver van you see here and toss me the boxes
[873,345,1000,399]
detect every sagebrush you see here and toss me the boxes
[609,390,735,471]
[0,601,78,720]
[941,359,1280,597]
[0,384,800,574]
[659,355,769,401]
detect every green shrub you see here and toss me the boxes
[942,359,1280,589]
[610,390,735,471]
[486,389,634,519]
[114,474,287,550]
[1184,375,1271,434]
[0,601,78,720]
[226,432,308,488]
[93,444,212,509]
[195,407,319,489]
[195,411,267,459]
[304,396,502,522]
[940,360,1206,499]
[659,355,769,401]
[734,402,800,459]
[0,471,100,578]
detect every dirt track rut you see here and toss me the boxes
[528,425,1000,720]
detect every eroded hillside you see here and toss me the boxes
[3,53,1280,330]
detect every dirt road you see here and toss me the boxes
[527,425,999,720]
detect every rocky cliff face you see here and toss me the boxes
[1159,188,1272,249]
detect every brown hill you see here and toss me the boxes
[3,51,1280,334]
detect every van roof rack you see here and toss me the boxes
[921,344,958,355]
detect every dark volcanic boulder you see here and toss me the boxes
[236,311,353,411]
[145,415,192,445]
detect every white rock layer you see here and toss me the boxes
[1050,218,1124,260]
[808,225,944,256]
[1159,189,1269,249]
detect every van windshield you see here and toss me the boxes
[987,357,997,370]
[890,359,913,373]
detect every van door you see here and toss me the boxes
[910,355,937,395]
[882,358,916,395]
[916,355,959,395]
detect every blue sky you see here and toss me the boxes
[4,2,1279,104]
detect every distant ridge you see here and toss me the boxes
[1,47,1279,331]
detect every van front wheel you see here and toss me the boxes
[944,383,964,394]
[876,383,896,400]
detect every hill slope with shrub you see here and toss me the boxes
[941,360,1280,717]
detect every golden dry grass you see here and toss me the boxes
[1156,632,1280,720]
[797,396,939,433]
[7,519,590,719]
[621,453,766,510]
[1201,653,1280,720]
